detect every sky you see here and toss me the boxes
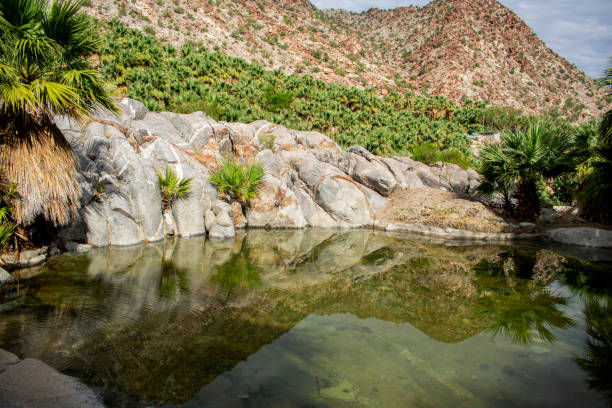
[310,0,612,79]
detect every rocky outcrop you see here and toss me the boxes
[54,98,482,248]
[0,349,103,408]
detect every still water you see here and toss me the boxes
[0,229,611,407]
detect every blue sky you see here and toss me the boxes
[310,0,612,79]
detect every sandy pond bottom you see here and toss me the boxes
[0,229,610,407]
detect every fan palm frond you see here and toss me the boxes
[0,0,117,226]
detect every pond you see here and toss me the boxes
[0,229,611,407]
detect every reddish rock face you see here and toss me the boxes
[86,0,608,119]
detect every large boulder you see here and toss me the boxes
[0,350,104,408]
[118,97,147,121]
[379,157,424,190]
[346,152,397,196]
[294,188,339,228]
[315,176,371,226]
[246,175,306,229]
[282,151,372,226]
[548,228,612,248]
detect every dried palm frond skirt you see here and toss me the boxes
[0,117,81,226]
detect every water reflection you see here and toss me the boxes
[473,253,575,344]
[575,299,612,406]
[210,242,262,293]
[0,229,609,407]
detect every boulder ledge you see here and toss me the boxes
[0,349,103,408]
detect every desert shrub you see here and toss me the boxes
[258,133,276,150]
[411,143,473,169]
[263,86,293,112]
[158,166,192,211]
[210,159,264,205]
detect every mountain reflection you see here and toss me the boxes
[0,229,609,406]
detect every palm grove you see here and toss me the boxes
[1,0,611,251]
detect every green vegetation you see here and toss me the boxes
[0,0,116,227]
[157,166,192,211]
[0,183,16,250]
[101,21,485,157]
[209,159,264,205]
[410,142,472,169]
[478,121,574,219]
[258,133,276,150]
[576,109,612,223]
[0,207,15,249]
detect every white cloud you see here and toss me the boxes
[310,0,612,78]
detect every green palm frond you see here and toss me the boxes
[0,222,15,248]
[174,178,192,199]
[157,165,192,210]
[0,0,117,226]
[210,159,265,205]
[477,120,575,217]
[0,205,15,248]
[0,207,10,222]
[30,77,85,115]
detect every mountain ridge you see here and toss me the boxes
[86,0,609,120]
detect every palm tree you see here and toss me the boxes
[576,109,612,224]
[477,121,574,219]
[0,0,117,227]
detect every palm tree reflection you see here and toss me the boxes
[479,288,574,344]
[473,251,575,345]
[210,244,262,297]
[575,299,612,406]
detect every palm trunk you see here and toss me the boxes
[515,179,539,220]
[0,115,81,227]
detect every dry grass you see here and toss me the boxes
[378,188,509,233]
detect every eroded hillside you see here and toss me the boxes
[86,0,609,120]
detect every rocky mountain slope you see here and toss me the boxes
[86,0,608,120]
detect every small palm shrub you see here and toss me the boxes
[210,159,264,205]
[477,121,574,219]
[0,207,15,249]
[157,166,192,211]
[0,183,17,249]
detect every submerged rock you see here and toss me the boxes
[0,349,104,408]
